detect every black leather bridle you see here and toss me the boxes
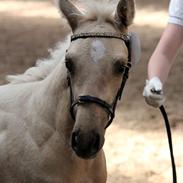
[67,32,131,129]
[66,32,177,183]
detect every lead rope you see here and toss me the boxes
[159,106,177,183]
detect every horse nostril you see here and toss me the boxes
[92,133,100,152]
[71,130,80,150]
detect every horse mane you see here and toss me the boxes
[7,0,116,84]
[6,34,71,84]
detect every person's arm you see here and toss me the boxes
[148,23,183,83]
[143,0,183,108]
[143,24,183,108]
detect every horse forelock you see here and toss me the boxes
[80,0,116,23]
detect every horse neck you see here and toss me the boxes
[36,60,74,141]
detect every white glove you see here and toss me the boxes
[143,77,165,108]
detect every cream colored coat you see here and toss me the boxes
[0,0,135,182]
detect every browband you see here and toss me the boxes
[71,32,129,42]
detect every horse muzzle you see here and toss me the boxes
[71,129,104,159]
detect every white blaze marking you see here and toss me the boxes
[91,40,106,63]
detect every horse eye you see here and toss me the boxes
[117,66,125,74]
[65,58,74,73]
[114,61,125,74]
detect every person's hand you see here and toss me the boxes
[143,77,165,108]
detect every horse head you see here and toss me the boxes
[59,0,135,159]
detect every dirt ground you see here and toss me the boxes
[0,1,183,183]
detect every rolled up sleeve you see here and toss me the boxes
[168,0,183,27]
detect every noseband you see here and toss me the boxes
[67,32,131,129]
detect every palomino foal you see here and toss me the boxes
[0,0,135,182]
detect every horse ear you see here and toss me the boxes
[59,0,82,31]
[115,0,135,27]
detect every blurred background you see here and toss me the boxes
[0,0,183,182]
